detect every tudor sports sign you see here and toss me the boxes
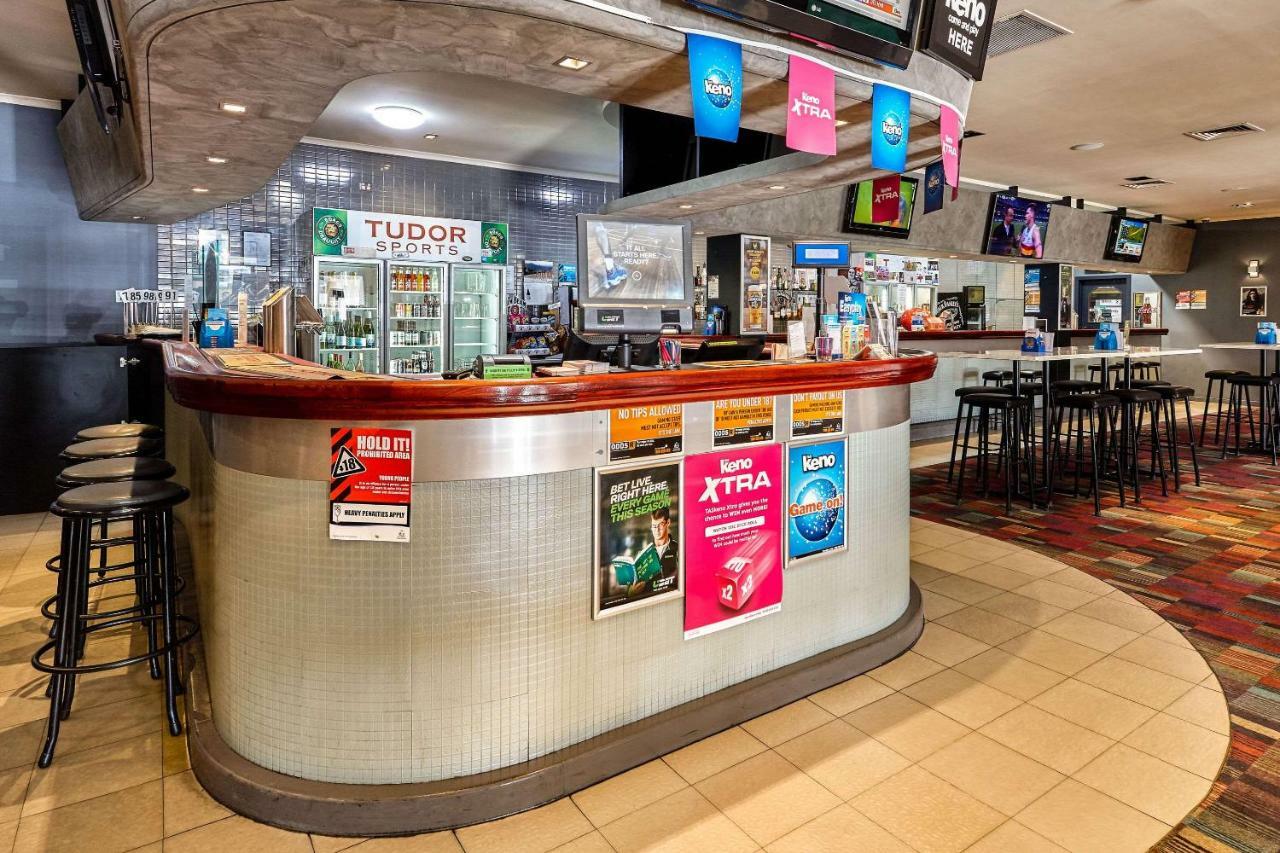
[312,208,507,263]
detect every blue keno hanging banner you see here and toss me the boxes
[871,83,910,173]
[924,161,946,214]
[687,34,743,142]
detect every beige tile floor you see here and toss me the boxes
[0,498,1230,852]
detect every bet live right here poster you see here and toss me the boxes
[786,439,848,564]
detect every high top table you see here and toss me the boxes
[1200,342,1280,376]
[940,346,1203,502]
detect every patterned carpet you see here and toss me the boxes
[911,431,1280,853]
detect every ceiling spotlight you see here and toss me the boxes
[678,203,694,210]
[835,119,849,127]
[555,55,592,71]
[205,156,227,164]
[1070,142,1104,151]
[422,133,438,141]
[372,105,426,129]
[191,187,210,193]
[694,231,706,235]
[948,255,958,258]
[769,184,787,190]
[131,215,143,220]
[218,101,247,114]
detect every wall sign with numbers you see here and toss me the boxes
[608,405,684,462]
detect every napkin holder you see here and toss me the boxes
[1094,323,1120,352]
[1256,323,1277,345]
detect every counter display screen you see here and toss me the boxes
[580,217,690,304]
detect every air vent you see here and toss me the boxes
[988,10,1072,57]
[1183,122,1265,142]
[1120,177,1173,189]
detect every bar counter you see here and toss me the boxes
[160,342,936,835]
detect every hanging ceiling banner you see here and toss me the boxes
[785,55,836,156]
[687,34,743,142]
[940,104,962,187]
[952,139,964,201]
[924,162,946,214]
[871,175,902,223]
[870,83,910,173]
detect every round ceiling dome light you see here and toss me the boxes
[372,105,426,130]
[1070,142,1105,151]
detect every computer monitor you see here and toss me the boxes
[564,329,660,367]
[577,214,694,333]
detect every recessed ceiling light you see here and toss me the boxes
[678,203,694,209]
[205,156,227,164]
[1070,142,1104,151]
[555,55,592,70]
[1232,201,1255,208]
[422,133,438,141]
[218,101,247,114]
[191,187,209,193]
[948,255,958,258]
[694,231,706,235]
[372,105,426,130]
[769,184,787,190]
[131,215,143,220]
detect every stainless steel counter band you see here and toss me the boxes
[210,385,910,482]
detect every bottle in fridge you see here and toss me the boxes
[448,265,505,372]
[386,261,448,376]
[313,258,383,373]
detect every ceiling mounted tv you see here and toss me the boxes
[983,194,1052,260]
[1105,216,1150,263]
[686,0,920,69]
[842,177,918,239]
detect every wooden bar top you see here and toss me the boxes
[159,342,936,421]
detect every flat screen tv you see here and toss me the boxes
[842,177,918,239]
[686,0,919,69]
[576,214,694,333]
[983,194,1052,260]
[1105,216,1150,263]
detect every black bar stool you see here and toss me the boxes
[32,480,197,766]
[1221,374,1280,464]
[1131,360,1162,382]
[1200,369,1246,447]
[61,437,163,463]
[982,370,1014,387]
[74,423,163,442]
[954,392,1034,514]
[1088,363,1124,388]
[1047,393,1124,515]
[948,386,1011,483]
[1103,388,1168,503]
[1147,385,1201,489]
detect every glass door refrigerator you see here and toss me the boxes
[386,261,448,376]
[313,257,384,373]
[448,264,505,372]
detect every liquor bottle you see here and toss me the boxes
[365,317,376,349]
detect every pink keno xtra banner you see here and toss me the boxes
[683,444,784,640]
[786,55,836,156]
[940,105,962,188]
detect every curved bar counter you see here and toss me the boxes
[161,342,936,836]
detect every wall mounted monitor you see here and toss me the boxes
[983,194,1052,260]
[793,242,852,267]
[577,214,694,333]
[686,0,920,69]
[842,177,919,239]
[1105,216,1151,263]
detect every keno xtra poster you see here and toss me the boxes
[329,427,413,542]
[787,439,848,563]
[684,445,784,640]
[595,462,683,619]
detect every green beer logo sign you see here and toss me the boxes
[480,222,508,264]
[313,209,348,255]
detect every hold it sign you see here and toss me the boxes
[921,0,999,81]
[329,427,413,542]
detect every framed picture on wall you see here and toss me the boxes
[1241,286,1267,317]
[242,231,271,267]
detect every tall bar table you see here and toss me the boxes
[1200,342,1280,376]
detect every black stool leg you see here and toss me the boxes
[133,515,162,680]
[1088,409,1103,516]
[1164,398,1181,491]
[39,517,89,767]
[948,397,965,484]
[156,509,184,736]
[1182,396,1201,486]
[955,405,974,504]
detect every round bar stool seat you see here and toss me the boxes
[1050,380,1102,395]
[1002,383,1045,397]
[55,458,175,489]
[1129,379,1171,389]
[956,385,1011,397]
[53,480,188,517]
[982,370,1015,385]
[61,437,162,462]
[1206,369,1247,380]
[74,423,163,442]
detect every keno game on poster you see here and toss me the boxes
[683,444,784,640]
[594,461,683,618]
[787,439,848,563]
[329,427,413,542]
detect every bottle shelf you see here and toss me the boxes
[320,347,378,352]
[389,290,441,295]
[390,344,442,349]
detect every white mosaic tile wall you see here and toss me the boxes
[171,402,911,785]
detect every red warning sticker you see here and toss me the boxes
[328,427,413,542]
